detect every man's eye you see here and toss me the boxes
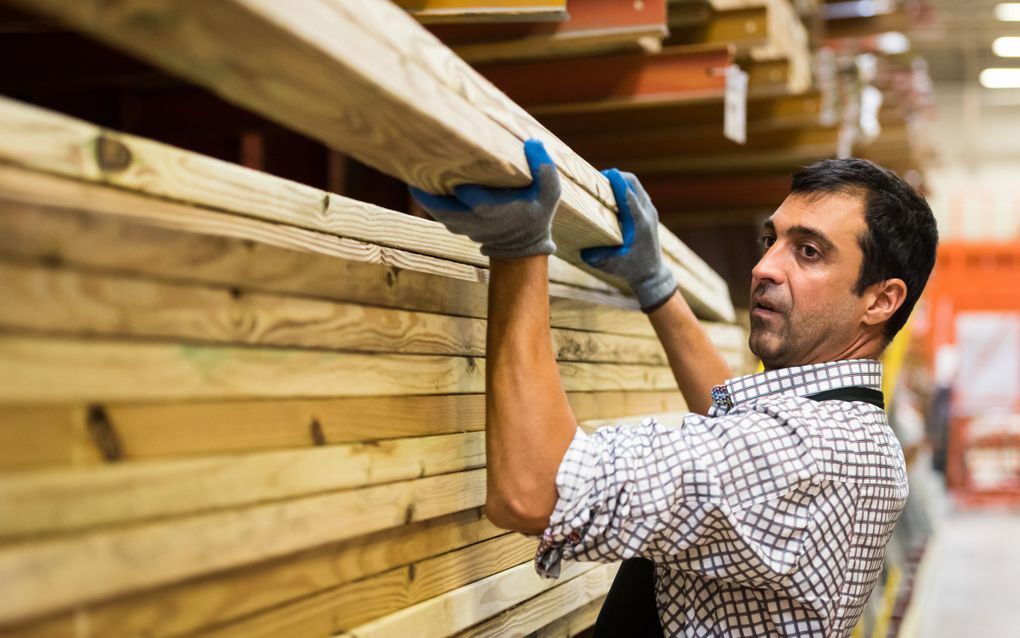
[758,236,775,251]
[799,244,820,259]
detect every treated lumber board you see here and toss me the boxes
[454,565,616,637]
[0,391,688,469]
[0,469,487,626]
[397,0,567,23]
[0,163,657,337]
[0,260,669,365]
[0,163,736,344]
[0,172,740,343]
[430,0,667,63]
[0,97,614,294]
[0,432,487,539]
[4,1,733,321]
[199,534,538,638]
[1,509,506,638]
[337,561,598,638]
[0,336,680,403]
[532,596,606,637]
[0,406,98,470]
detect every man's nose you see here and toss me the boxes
[751,243,786,286]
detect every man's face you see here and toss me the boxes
[749,191,871,369]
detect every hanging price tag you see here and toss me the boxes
[724,64,748,145]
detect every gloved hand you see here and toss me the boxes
[581,169,677,312]
[409,139,561,259]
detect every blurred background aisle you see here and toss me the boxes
[909,510,1020,638]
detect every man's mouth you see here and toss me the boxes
[750,297,782,319]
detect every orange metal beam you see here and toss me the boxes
[639,172,791,214]
[475,45,732,110]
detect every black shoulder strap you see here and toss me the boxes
[806,386,885,409]
[591,386,884,637]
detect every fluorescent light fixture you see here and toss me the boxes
[993,36,1020,56]
[979,67,1020,88]
[995,3,1020,21]
[876,32,911,55]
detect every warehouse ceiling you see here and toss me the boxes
[913,0,1020,83]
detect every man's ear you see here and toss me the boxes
[862,278,907,327]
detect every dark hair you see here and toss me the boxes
[790,158,938,342]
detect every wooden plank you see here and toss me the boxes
[336,561,598,638]
[0,260,668,365]
[0,391,688,469]
[0,470,487,625]
[0,162,658,336]
[3,1,733,321]
[0,406,98,471]
[0,96,613,295]
[0,168,738,341]
[198,534,539,638]
[532,596,606,637]
[0,432,486,539]
[397,0,567,23]
[429,0,667,63]
[1,509,505,638]
[0,335,680,403]
[454,565,616,637]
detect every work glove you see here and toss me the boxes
[409,139,560,259]
[581,169,678,312]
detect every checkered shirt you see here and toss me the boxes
[536,359,908,637]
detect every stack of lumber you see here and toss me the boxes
[0,94,749,638]
[0,1,748,636]
[668,0,813,94]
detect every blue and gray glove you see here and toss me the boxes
[410,139,561,259]
[582,169,678,312]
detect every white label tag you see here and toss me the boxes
[724,64,748,145]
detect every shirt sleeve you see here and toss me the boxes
[535,410,824,583]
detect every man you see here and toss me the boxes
[411,140,938,637]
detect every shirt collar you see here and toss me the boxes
[709,359,883,416]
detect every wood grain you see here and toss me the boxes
[532,596,606,638]
[1,509,505,638]
[0,96,612,296]
[454,564,616,637]
[0,335,678,403]
[0,470,486,625]
[0,259,669,365]
[337,561,598,638]
[0,4,734,319]
[0,391,688,470]
[0,432,488,539]
[198,534,538,637]
[1,0,625,265]
[0,163,667,338]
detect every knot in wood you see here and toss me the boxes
[95,135,133,172]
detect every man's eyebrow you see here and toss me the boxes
[787,225,837,252]
[760,220,838,253]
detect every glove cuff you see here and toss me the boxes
[482,237,557,259]
[635,266,678,313]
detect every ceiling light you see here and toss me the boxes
[995,3,1020,21]
[876,32,911,55]
[994,36,1020,56]
[979,67,1020,88]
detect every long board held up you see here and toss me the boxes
[5,0,735,322]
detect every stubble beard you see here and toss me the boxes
[748,315,789,370]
